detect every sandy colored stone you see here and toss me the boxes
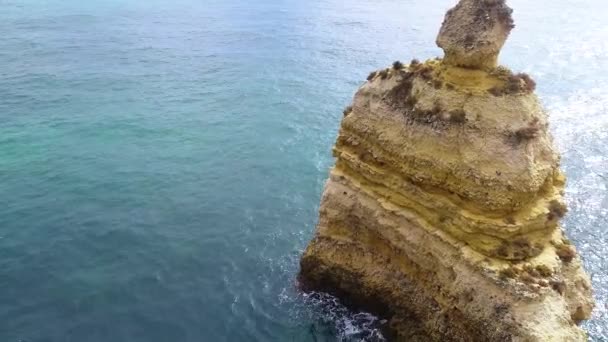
[437,0,514,70]
[299,1,594,340]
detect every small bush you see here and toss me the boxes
[496,5,515,29]
[504,73,537,94]
[386,71,416,110]
[506,75,522,93]
[410,59,420,67]
[515,125,539,141]
[392,60,404,70]
[499,267,517,279]
[494,303,510,317]
[367,71,377,81]
[405,95,417,108]
[464,33,475,48]
[343,105,353,117]
[535,264,553,277]
[448,110,466,124]
[409,102,442,125]
[513,237,531,249]
[519,273,535,284]
[430,102,442,116]
[495,243,509,258]
[512,119,541,144]
[378,69,389,80]
[509,237,542,260]
[556,244,576,263]
[490,66,513,78]
[418,66,433,80]
[446,83,455,91]
[488,71,535,96]
[523,264,541,277]
[537,279,549,287]
[550,280,566,295]
[489,87,503,97]
[532,242,544,256]
[360,151,373,163]
[548,200,568,220]
[517,73,536,92]
[433,79,443,89]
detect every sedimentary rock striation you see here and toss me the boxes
[299,1,594,340]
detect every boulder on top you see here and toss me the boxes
[437,0,515,70]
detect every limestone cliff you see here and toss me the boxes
[299,1,594,340]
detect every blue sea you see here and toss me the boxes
[1,0,606,341]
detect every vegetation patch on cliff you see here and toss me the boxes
[489,72,537,96]
[381,61,469,128]
[493,237,543,261]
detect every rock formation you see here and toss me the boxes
[299,0,594,340]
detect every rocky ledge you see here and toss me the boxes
[299,0,594,340]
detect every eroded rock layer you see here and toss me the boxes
[299,1,594,340]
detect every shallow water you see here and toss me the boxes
[0,0,606,341]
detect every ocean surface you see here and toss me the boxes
[1,0,606,341]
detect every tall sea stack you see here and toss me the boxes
[299,0,594,340]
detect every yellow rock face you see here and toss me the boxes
[340,60,566,260]
[299,59,594,341]
[300,1,594,339]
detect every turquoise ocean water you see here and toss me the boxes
[1,0,607,341]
